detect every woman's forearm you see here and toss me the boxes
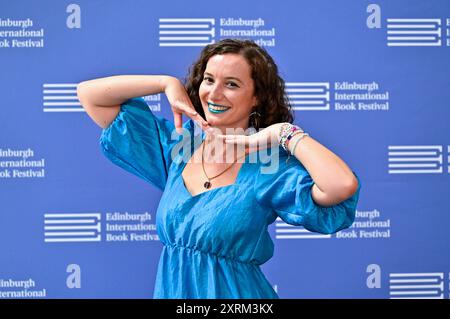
[77,75,173,107]
[289,134,358,202]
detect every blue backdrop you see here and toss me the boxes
[1,0,449,299]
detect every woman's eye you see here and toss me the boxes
[227,82,239,88]
[203,77,213,83]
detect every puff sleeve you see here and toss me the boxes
[99,97,179,191]
[255,157,361,234]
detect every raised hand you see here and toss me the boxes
[216,123,284,152]
[164,77,210,133]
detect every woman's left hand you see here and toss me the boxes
[216,123,284,151]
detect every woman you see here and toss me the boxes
[77,39,361,299]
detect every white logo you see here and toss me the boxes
[158,17,276,47]
[44,213,101,243]
[276,209,390,240]
[274,217,331,239]
[388,145,443,174]
[288,81,389,112]
[366,4,449,47]
[389,272,444,299]
[159,18,215,47]
[42,83,82,112]
[286,82,330,111]
[366,264,449,299]
[387,18,442,47]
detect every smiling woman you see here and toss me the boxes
[185,39,292,132]
[198,54,258,129]
[77,38,361,299]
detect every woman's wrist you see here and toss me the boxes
[288,132,309,155]
[278,123,309,154]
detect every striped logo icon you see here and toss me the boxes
[43,83,82,112]
[388,145,443,174]
[275,217,331,239]
[389,272,444,299]
[386,18,442,46]
[44,213,101,243]
[158,18,215,47]
[286,82,330,111]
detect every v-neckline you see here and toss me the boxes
[180,151,249,199]
[178,133,251,198]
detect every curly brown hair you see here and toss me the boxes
[184,39,293,130]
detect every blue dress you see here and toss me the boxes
[100,98,361,299]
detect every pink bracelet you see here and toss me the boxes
[279,123,305,152]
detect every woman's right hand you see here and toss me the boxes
[163,76,210,134]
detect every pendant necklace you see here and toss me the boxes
[201,139,246,189]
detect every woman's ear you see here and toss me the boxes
[252,95,258,108]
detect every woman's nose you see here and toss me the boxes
[208,83,223,100]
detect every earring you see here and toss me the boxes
[249,110,262,130]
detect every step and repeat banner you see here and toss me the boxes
[1,0,449,299]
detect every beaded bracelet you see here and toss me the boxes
[278,123,309,163]
[279,123,295,150]
[279,123,305,152]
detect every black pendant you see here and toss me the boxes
[204,181,211,189]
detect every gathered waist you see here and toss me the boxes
[155,243,279,298]
[163,243,257,266]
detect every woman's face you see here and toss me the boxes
[199,53,258,132]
